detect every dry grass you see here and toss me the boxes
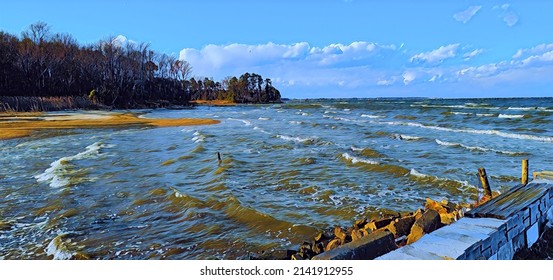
[0,112,220,140]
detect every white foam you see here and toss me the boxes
[361,114,384,118]
[476,113,495,117]
[435,139,522,155]
[289,121,303,125]
[350,146,363,152]
[411,104,499,110]
[410,169,431,178]
[395,134,422,141]
[227,118,252,126]
[452,112,471,116]
[507,106,553,112]
[277,135,318,144]
[45,235,74,260]
[258,117,270,121]
[341,152,380,165]
[35,142,107,188]
[498,114,525,119]
[324,110,337,114]
[373,120,553,143]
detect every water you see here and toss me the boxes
[1,98,553,259]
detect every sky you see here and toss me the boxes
[1,0,553,98]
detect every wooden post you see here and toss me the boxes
[217,152,222,164]
[522,159,529,186]
[478,168,492,198]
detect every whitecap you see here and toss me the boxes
[498,114,525,119]
[360,114,384,119]
[277,135,318,144]
[435,139,523,156]
[227,118,252,126]
[341,152,380,165]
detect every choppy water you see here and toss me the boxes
[1,98,553,259]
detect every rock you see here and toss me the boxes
[325,239,342,252]
[354,219,367,229]
[425,198,449,214]
[364,217,393,231]
[406,209,442,245]
[413,209,424,220]
[300,241,314,259]
[386,216,416,238]
[439,212,457,225]
[334,226,347,242]
[440,199,457,212]
[312,231,397,260]
[291,253,306,260]
[312,242,325,255]
[351,229,364,241]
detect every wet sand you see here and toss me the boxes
[0,112,220,140]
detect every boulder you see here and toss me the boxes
[334,226,348,243]
[312,231,397,260]
[386,216,416,238]
[300,241,314,259]
[351,229,364,241]
[365,217,393,231]
[406,209,442,245]
[325,239,342,252]
[439,212,457,225]
[425,198,449,214]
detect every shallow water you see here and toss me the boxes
[1,98,553,259]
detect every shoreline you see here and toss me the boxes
[0,111,220,140]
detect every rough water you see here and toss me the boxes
[1,98,553,259]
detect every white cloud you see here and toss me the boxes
[463,49,483,61]
[402,71,416,85]
[494,3,519,27]
[410,44,460,64]
[453,6,482,24]
[377,77,396,86]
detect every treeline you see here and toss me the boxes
[0,22,280,110]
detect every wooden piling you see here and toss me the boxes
[522,159,529,186]
[217,152,222,164]
[478,168,492,198]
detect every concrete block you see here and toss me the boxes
[464,244,483,260]
[522,216,531,228]
[496,241,514,260]
[431,223,489,245]
[312,231,396,260]
[409,234,472,259]
[376,245,443,260]
[490,230,508,253]
[489,253,498,260]
[506,214,522,231]
[519,208,531,222]
[512,232,527,252]
[481,246,493,259]
[526,222,539,248]
[530,202,540,225]
[507,225,521,241]
[456,217,506,230]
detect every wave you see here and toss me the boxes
[435,139,526,156]
[324,110,337,114]
[476,113,495,117]
[452,112,472,116]
[227,118,252,126]
[360,114,384,119]
[45,233,82,260]
[35,142,108,188]
[508,106,553,112]
[276,134,318,144]
[409,169,477,194]
[394,134,422,141]
[350,146,384,158]
[288,121,303,125]
[498,114,525,119]
[411,104,499,110]
[373,120,553,143]
[341,152,380,165]
[258,117,270,121]
[191,131,206,143]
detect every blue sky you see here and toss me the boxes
[1,0,553,98]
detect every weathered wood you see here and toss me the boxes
[522,159,529,186]
[465,183,551,220]
[478,168,492,198]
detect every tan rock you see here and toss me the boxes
[425,198,448,214]
[439,212,457,225]
[334,226,347,242]
[406,209,441,244]
[325,239,342,252]
[351,229,364,241]
[386,216,416,238]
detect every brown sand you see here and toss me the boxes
[0,112,220,140]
